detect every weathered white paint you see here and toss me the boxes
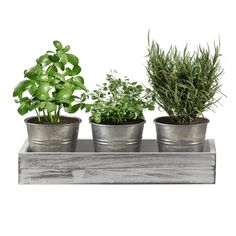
[19,139,216,184]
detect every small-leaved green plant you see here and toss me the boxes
[89,71,155,124]
[13,40,88,123]
[146,37,223,124]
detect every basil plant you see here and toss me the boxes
[13,40,89,123]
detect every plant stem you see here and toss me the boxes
[35,109,41,122]
[48,112,53,123]
[57,105,61,122]
[43,110,47,121]
[54,108,57,123]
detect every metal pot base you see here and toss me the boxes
[154,116,209,152]
[25,116,81,152]
[90,120,145,152]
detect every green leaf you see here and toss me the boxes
[55,62,65,71]
[35,82,50,100]
[56,88,74,104]
[30,99,40,111]
[63,81,75,89]
[24,65,42,80]
[39,101,46,109]
[85,104,91,112]
[60,54,68,65]
[136,85,143,90]
[48,54,60,63]
[74,76,84,84]
[74,65,81,75]
[80,103,85,110]
[53,40,63,50]
[18,98,31,115]
[56,51,63,57]
[46,50,54,54]
[47,65,58,73]
[72,95,81,99]
[174,84,179,103]
[36,92,49,101]
[91,95,98,100]
[48,70,65,81]
[46,102,56,112]
[93,115,101,123]
[70,65,81,76]
[81,93,87,102]
[48,76,60,86]
[63,45,70,52]
[37,73,49,81]
[28,83,38,95]
[147,104,155,111]
[64,67,72,76]
[36,54,49,64]
[65,104,81,113]
[13,80,37,97]
[66,53,79,65]
[72,76,87,91]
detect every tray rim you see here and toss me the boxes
[19,139,216,155]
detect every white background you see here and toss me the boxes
[0,0,235,235]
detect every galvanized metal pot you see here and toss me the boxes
[154,116,209,152]
[90,119,145,152]
[25,116,81,152]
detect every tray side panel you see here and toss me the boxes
[19,153,216,184]
[19,166,215,184]
[19,153,215,169]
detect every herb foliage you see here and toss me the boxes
[90,72,155,124]
[13,40,88,123]
[147,38,223,124]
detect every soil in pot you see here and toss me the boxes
[26,116,80,125]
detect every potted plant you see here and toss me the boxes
[88,71,155,152]
[13,40,88,152]
[146,38,223,152]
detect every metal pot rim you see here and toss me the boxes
[25,116,82,126]
[89,118,146,127]
[154,116,209,127]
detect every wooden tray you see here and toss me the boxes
[18,139,216,184]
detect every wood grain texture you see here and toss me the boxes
[19,139,216,184]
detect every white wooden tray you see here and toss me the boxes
[18,139,216,184]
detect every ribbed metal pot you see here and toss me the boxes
[154,116,209,152]
[25,116,81,152]
[90,119,145,152]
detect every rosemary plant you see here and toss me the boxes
[146,38,223,124]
